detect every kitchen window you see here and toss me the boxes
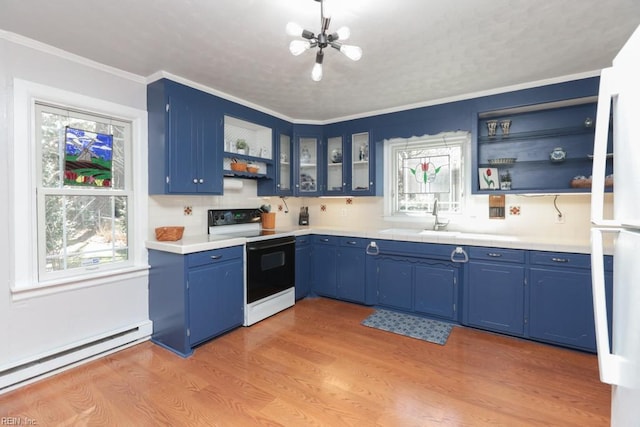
[384,132,468,218]
[11,79,148,293]
[35,103,133,281]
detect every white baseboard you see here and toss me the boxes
[0,320,152,393]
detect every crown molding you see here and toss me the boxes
[0,30,146,84]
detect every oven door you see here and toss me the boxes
[246,236,295,304]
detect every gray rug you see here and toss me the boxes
[361,309,454,345]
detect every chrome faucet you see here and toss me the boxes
[431,199,449,231]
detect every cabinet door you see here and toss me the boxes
[195,101,223,194]
[188,260,243,345]
[414,264,457,320]
[167,94,198,193]
[326,135,345,195]
[350,132,373,194]
[296,136,322,196]
[529,267,596,350]
[295,239,312,300]
[277,133,293,195]
[376,256,413,310]
[466,261,525,335]
[312,243,337,297]
[336,245,366,303]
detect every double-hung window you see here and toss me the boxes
[384,132,468,218]
[35,103,133,282]
[11,79,147,294]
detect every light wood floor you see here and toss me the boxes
[0,297,610,426]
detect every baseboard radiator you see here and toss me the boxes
[0,320,152,393]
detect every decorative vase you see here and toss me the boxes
[500,120,512,135]
[487,120,499,137]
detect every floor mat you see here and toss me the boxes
[361,309,454,345]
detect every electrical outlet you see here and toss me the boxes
[555,212,565,224]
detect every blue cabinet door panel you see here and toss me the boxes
[414,264,456,320]
[312,243,337,297]
[529,267,595,350]
[295,238,312,300]
[168,95,197,193]
[466,262,525,335]
[337,246,366,303]
[376,257,413,310]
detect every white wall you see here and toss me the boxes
[0,36,149,373]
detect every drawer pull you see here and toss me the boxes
[320,238,329,242]
[487,253,502,257]
[552,257,569,263]
[210,255,222,260]
[346,241,357,245]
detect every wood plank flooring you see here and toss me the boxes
[0,297,610,426]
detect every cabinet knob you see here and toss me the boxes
[199,179,204,184]
[193,178,198,184]
[369,182,373,185]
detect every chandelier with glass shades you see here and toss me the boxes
[286,0,362,81]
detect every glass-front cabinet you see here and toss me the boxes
[277,133,292,194]
[351,132,372,193]
[296,136,321,196]
[325,136,345,195]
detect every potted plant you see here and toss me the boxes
[235,139,247,155]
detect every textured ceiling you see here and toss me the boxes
[1,0,639,122]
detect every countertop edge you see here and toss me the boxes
[146,226,611,255]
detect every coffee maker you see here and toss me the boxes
[298,206,309,226]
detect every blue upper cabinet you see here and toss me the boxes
[473,96,612,194]
[293,125,324,197]
[148,79,223,195]
[322,122,382,196]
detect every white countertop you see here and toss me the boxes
[146,226,611,255]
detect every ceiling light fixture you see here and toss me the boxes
[286,0,362,82]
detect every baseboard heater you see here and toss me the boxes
[0,320,152,393]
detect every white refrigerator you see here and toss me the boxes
[591,24,640,426]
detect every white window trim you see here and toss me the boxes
[10,78,149,295]
[382,131,470,224]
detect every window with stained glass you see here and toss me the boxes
[386,132,468,216]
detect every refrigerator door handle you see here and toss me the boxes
[591,67,619,227]
[591,228,640,388]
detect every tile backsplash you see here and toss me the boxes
[148,178,612,244]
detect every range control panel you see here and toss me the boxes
[208,209,261,227]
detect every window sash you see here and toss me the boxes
[35,103,133,282]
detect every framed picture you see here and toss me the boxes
[479,167,499,190]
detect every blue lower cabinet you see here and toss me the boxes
[149,246,243,357]
[312,236,338,297]
[376,256,413,311]
[295,236,312,300]
[414,263,457,321]
[188,260,243,346]
[336,238,367,303]
[465,261,525,336]
[371,241,462,320]
[529,266,595,351]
